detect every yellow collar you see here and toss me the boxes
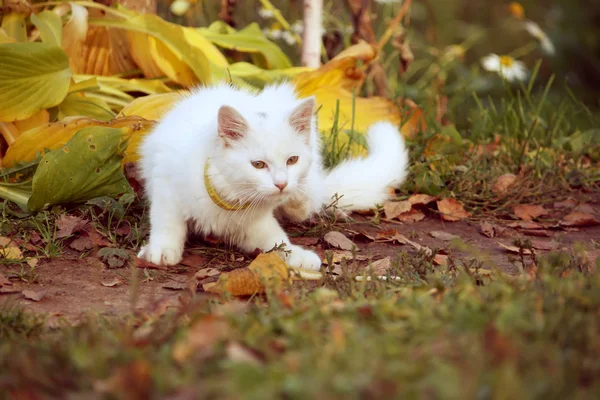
[204,159,250,211]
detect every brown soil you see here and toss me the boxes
[2,214,599,322]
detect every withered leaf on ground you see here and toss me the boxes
[437,198,470,221]
[520,229,553,237]
[560,212,600,227]
[573,203,597,215]
[513,204,548,222]
[530,240,558,251]
[479,221,497,238]
[0,236,22,259]
[498,242,533,255]
[323,231,356,251]
[408,193,437,206]
[98,248,131,269]
[226,342,263,366]
[0,272,8,287]
[180,253,208,267]
[194,267,221,280]
[397,208,426,223]
[22,289,45,302]
[383,200,412,220]
[70,236,94,251]
[506,221,545,230]
[367,257,391,275]
[162,281,187,291]
[55,214,89,239]
[323,250,368,265]
[433,254,449,266]
[172,316,230,363]
[376,229,432,254]
[554,198,578,209]
[101,277,122,287]
[492,173,517,194]
[429,231,460,241]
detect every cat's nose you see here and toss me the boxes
[274,182,288,192]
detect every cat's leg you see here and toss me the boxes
[138,193,187,266]
[239,215,322,271]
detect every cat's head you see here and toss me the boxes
[212,97,317,206]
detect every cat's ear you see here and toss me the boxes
[218,105,248,144]
[289,97,315,139]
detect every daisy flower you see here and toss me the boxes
[524,20,555,55]
[258,7,274,19]
[481,54,529,82]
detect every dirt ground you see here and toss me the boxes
[2,209,599,322]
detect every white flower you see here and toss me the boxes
[169,0,190,16]
[258,7,274,19]
[375,0,402,4]
[481,54,529,82]
[282,31,297,45]
[291,20,304,35]
[268,29,282,40]
[524,20,555,55]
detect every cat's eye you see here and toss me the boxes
[251,160,267,169]
[287,156,299,165]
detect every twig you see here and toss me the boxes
[377,0,412,52]
[219,0,236,28]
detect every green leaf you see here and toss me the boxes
[58,92,115,121]
[0,181,33,212]
[227,62,308,88]
[27,127,131,211]
[0,43,72,121]
[31,11,63,46]
[199,21,292,70]
[1,13,27,42]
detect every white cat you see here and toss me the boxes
[137,82,408,271]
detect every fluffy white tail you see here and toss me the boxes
[324,122,409,211]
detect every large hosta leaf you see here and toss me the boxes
[27,127,131,211]
[198,21,292,70]
[0,43,72,121]
[2,116,153,167]
[31,11,63,46]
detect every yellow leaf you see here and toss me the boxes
[13,109,50,133]
[3,116,154,168]
[31,11,63,46]
[0,236,22,260]
[0,122,20,146]
[148,35,198,87]
[227,62,309,88]
[0,28,17,44]
[206,253,290,296]
[127,31,165,78]
[118,92,183,121]
[61,3,89,73]
[58,92,116,121]
[0,43,72,122]
[1,13,27,42]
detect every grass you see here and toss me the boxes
[1,248,599,398]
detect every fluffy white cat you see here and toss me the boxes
[137,82,408,271]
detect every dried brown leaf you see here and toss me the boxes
[172,316,229,363]
[367,257,391,274]
[397,208,426,223]
[492,173,517,194]
[573,203,597,215]
[433,254,448,266]
[520,229,553,237]
[101,277,122,287]
[0,272,8,287]
[70,236,93,251]
[429,231,460,241]
[408,193,437,206]
[180,253,208,267]
[506,221,545,230]
[383,200,412,219]
[0,236,22,259]
[479,221,496,238]
[22,289,45,302]
[226,342,262,366]
[55,214,89,239]
[554,198,578,209]
[560,212,600,227]
[324,231,356,251]
[437,198,470,221]
[498,242,533,255]
[323,250,368,265]
[513,204,547,221]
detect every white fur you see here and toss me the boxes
[137,82,409,270]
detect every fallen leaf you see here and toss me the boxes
[194,267,222,279]
[573,203,597,215]
[172,316,229,363]
[0,236,22,259]
[437,198,470,221]
[22,289,45,302]
[492,173,517,194]
[520,229,553,237]
[506,221,545,230]
[397,208,426,223]
[98,247,131,269]
[429,231,460,241]
[367,257,391,274]
[135,257,168,270]
[479,221,496,238]
[560,212,600,227]
[101,277,122,287]
[513,204,548,222]
[86,228,112,247]
[27,258,38,268]
[376,229,432,254]
[323,231,356,251]
[162,281,187,291]
[408,194,437,205]
[226,342,262,365]
[206,252,290,296]
[530,240,557,251]
[554,198,578,209]
[383,200,411,219]
[180,253,208,267]
[115,224,131,236]
[498,243,533,255]
[433,254,448,266]
[55,214,89,239]
[290,236,320,246]
[70,236,93,251]
[323,250,369,265]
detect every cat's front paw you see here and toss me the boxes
[285,245,322,271]
[138,241,183,266]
